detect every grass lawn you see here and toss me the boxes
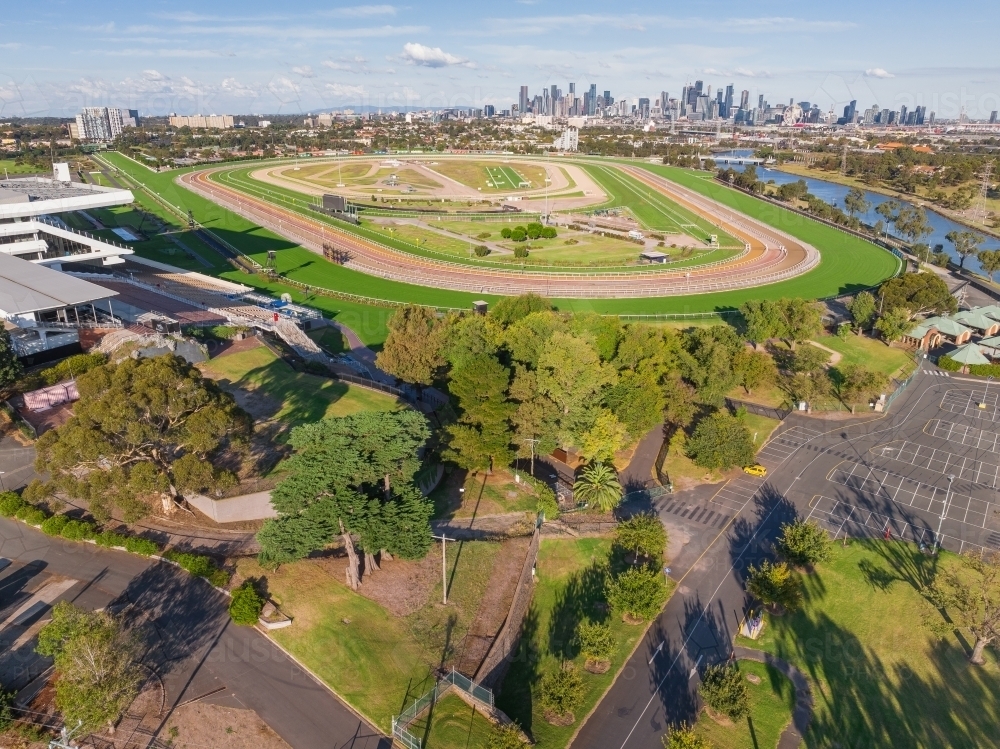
[409,693,496,749]
[692,660,795,749]
[0,159,45,175]
[817,333,916,379]
[430,468,541,520]
[738,540,1000,748]
[199,342,402,426]
[497,538,675,748]
[366,221,474,255]
[742,413,783,449]
[307,326,348,355]
[235,539,504,732]
[427,160,547,192]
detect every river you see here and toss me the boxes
[710,150,1000,276]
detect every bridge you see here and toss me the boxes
[698,154,767,165]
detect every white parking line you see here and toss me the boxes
[925,419,1000,454]
[876,440,1000,488]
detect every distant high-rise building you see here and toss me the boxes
[990,110,997,124]
[587,84,597,116]
[723,85,734,118]
[680,86,689,116]
[694,80,703,97]
[604,90,612,106]
[739,90,749,111]
[929,111,935,125]
[519,86,529,115]
[551,84,558,111]
[568,82,575,96]
[638,97,650,119]
[74,107,139,141]
[484,104,495,117]
[899,105,908,125]
[839,100,857,125]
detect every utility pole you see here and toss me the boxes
[431,534,451,604]
[521,437,539,477]
[932,474,956,555]
[972,160,994,227]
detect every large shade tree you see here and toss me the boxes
[35,355,251,521]
[375,305,447,386]
[258,410,433,586]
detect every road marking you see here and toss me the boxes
[648,642,664,665]
[688,654,704,679]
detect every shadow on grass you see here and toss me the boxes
[547,561,609,661]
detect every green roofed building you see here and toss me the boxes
[950,310,1000,336]
[903,316,972,351]
[946,342,990,372]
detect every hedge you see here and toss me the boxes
[229,580,264,625]
[40,515,69,537]
[163,549,230,588]
[969,363,1000,377]
[0,492,25,517]
[937,356,962,372]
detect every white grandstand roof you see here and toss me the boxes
[0,253,117,315]
[0,177,133,221]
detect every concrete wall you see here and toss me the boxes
[187,491,276,523]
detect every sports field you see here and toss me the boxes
[425,160,546,192]
[96,152,901,329]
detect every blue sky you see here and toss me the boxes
[1,1,998,118]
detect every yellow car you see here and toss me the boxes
[743,464,767,477]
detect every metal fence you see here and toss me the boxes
[883,365,920,411]
[391,668,494,749]
[725,397,792,421]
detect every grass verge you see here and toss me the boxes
[693,659,795,749]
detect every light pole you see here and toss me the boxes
[932,474,956,555]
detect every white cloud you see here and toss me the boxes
[865,68,895,79]
[221,78,259,97]
[291,65,314,77]
[333,5,396,18]
[401,42,470,68]
[325,82,367,97]
[734,67,772,78]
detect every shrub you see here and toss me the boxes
[304,360,329,376]
[699,663,750,720]
[746,560,802,612]
[514,246,529,259]
[0,492,25,517]
[16,506,48,526]
[476,232,492,240]
[501,227,513,239]
[577,620,616,663]
[474,245,490,257]
[615,514,667,563]
[30,353,107,389]
[777,520,832,567]
[229,580,265,625]
[536,487,559,520]
[124,536,160,556]
[969,362,1000,377]
[40,514,69,537]
[605,566,668,621]
[95,530,128,548]
[540,226,557,239]
[538,665,585,717]
[936,355,962,372]
[526,222,543,239]
[487,723,529,749]
[511,228,527,242]
[60,519,97,541]
[164,549,213,576]
[662,724,712,749]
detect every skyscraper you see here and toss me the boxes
[723,85,734,118]
[519,86,528,114]
[588,84,597,116]
[739,90,749,111]
[550,84,558,114]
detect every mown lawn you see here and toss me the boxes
[738,540,1000,748]
[817,333,916,379]
[198,342,402,426]
[497,538,674,748]
[409,693,496,749]
[692,659,795,749]
[236,539,504,732]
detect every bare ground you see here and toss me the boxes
[159,703,290,749]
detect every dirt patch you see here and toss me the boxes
[213,336,265,359]
[162,702,291,749]
[319,549,440,617]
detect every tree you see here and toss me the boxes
[894,205,933,245]
[229,580,264,625]
[605,566,668,621]
[538,665,585,720]
[35,355,251,521]
[791,344,830,375]
[615,513,667,564]
[36,602,143,733]
[746,560,802,612]
[912,243,933,265]
[488,723,530,749]
[375,306,446,386]
[875,199,900,238]
[781,298,823,347]
[843,186,871,218]
[698,664,750,720]
[682,325,743,404]
[605,369,667,439]
[686,411,756,470]
[577,620,616,666]
[931,551,1000,665]
[947,230,985,269]
[579,410,628,463]
[663,724,713,749]
[0,328,23,392]
[777,520,833,567]
[875,307,913,345]
[573,462,623,513]
[259,410,432,584]
[537,331,617,446]
[489,293,551,327]
[847,291,878,332]
[878,273,956,317]
[839,364,890,407]
[445,351,515,473]
[732,349,775,395]
[978,250,1000,283]
[739,299,784,346]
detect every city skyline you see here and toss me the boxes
[1,0,998,118]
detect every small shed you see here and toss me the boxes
[472,300,488,315]
[640,250,669,264]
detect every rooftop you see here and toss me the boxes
[0,253,117,315]
[0,177,133,221]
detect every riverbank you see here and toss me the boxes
[773,161,1000,240]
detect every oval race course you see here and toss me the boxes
[180,162,820,299]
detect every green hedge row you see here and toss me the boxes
[968,363,1000,377]
[0,490,228,584]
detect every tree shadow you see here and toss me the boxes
[728,483,800,588]
[547,561,609,661]
[494,603,540,739]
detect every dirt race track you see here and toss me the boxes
[180,162,820,299]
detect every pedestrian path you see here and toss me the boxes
[732,647,812,749]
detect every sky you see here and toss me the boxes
[1,0,999,119]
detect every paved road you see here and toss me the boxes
[571,363,1000,749]
[0,518,389,749]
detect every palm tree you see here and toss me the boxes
[573,462,623,513]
